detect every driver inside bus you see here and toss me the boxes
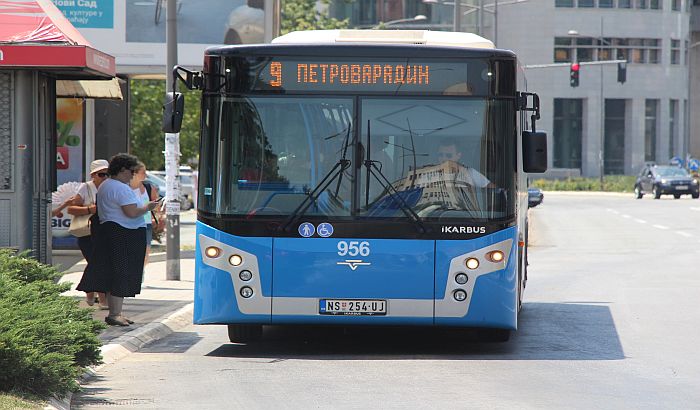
[437,138,494,189]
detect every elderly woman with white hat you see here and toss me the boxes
[67,159,111,309]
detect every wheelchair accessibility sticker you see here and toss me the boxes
[298,222,315,238]
[317,223,334,238]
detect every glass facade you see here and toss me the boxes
[605,99,626,175]
[554,37,661,64]
[553,99,583,169]
[645,99,658,162]
[669,99,678,159]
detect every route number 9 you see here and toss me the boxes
[270,62,282,87]
[337,241,370,257]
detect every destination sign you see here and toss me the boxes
[243,57,486,95]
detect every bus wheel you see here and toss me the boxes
[227,324,262,343]
[479,328,511,343]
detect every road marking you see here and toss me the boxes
[652,224,669,230]
[690,207,700,212]
[634,219,646,224]
[676,231,693,238]
[607,209,620,214]
[621,214,631,219]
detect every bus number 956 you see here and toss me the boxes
[337,241,370,257]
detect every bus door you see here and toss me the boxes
[271,237,435,323]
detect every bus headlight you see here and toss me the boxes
[487,250,505,263]
[205,246,221,258]
[453,290,467,301]
[239,270,253,281]
[455,273,468,285]
[229,254,243,266]
[465,258,479,270]
[240,286,254,298]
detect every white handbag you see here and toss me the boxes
[68,183,95,238]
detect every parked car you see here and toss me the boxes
[634,164,699,199]
[145,171,193,210]
[223,0,264,45]
[528,187,543,208]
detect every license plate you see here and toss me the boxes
[676,185,688,190]
[320,299,387,316]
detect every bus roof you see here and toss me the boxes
[272,30,495,50]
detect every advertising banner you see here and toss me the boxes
[52,98,85,249]
[52,0,265,71]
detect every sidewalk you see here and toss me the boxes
[58,252,195,346]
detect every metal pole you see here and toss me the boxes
[453,0,460,32]
[599,16,604,191]
[165,0,180,280]
[494,0,498,47]
[478,0,484,36]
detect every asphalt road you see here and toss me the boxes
[73,193,700,409]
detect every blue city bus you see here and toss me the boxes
[164,30,547,342]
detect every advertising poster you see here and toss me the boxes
[52,98,85,249]
[52,0,265,70]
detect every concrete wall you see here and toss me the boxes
[497,2,689,177]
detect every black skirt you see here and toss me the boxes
[77,220,146,298]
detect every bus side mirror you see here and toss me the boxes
[523,131,547,173]
[162,92,185,133]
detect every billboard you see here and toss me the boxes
[52,98,85,249]
[52,0,266,71]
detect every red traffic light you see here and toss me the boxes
[569,63,580,87]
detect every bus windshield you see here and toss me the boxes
[198,95,515,220]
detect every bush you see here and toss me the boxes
[530,175,636,192]
[0,252,105,396]
[0,249,62,284]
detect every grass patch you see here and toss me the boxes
[0,392,44,409]
[530,175,636,192]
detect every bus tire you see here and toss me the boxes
[673,194,681,199]
[480,328,511,343]
[227,324,262,343]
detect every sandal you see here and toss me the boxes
[98,304,110,310]
[105,316,130,326]
[85,295,95,306]
[122,317,135,324]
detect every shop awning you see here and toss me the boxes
[56,77,123,100]
[0,0,118,88]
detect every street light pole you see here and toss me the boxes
[569,17,606,191]
[453,0,461,32]
[165,0,180,280]
[599,17,605,191]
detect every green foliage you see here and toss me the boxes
[0,250,62,284]
[129,80,200,170]
[281,0,349,35]
[0,252,105,396]
[530,176,636,192]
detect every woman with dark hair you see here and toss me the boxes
[78,153,158,326]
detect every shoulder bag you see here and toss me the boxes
[68,183,95,238]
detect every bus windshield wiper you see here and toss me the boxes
[279,127,352,233]
[364,120,427,234]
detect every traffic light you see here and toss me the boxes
[617,61,627,84]
[569,63,580,87]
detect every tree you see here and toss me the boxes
[129,80,200,170]
[281,0,349,34]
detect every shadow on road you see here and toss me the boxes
[198,302,624,361]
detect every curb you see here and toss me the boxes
[541,190,632,198]
[47,303,194,410]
